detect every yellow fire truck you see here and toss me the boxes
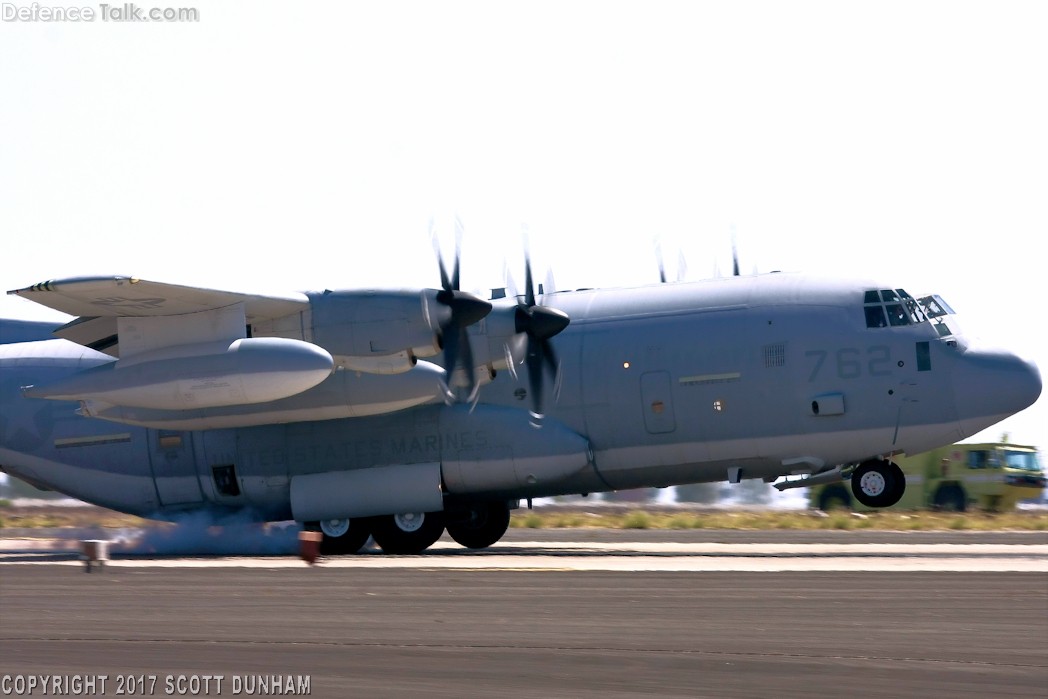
[810,442,1045,512]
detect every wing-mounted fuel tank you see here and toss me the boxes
[23,302,336,413]
[24,336,334,411]
[71,360,448,430]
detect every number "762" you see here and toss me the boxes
[806,346,893,382]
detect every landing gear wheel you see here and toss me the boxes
[318,518,371,555]
[446,501,511,549]
[818,485,853,511]
[370,511,445,554]
[851,460,905,508]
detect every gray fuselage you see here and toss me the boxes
[0,273,1040,522]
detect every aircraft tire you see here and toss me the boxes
[933,485,967,512]
[851,460,905,508]
[817,485,853,511]
[369,511,445,554]
[446,501,511,549]
[318,518,372,555]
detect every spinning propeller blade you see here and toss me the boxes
[431,218,491,400]
[513,253,570,423]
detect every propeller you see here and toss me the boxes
[655,236,688,283]
[432,218,492,402]
[656,238,668,284]
[512,254,570,423]
[731,225,740,277]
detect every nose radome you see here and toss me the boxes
[953,347,1042,434]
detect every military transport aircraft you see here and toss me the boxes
[0,255,1041,554]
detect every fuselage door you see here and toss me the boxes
[147,429,204,506]
[640,371,676,434]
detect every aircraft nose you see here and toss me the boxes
[953,347,1041,433]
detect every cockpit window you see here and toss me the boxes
[918,295,955,318]
[864,289,953,329]
[886,304,909,326]
[865,306,888,328]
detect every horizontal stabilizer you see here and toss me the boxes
[0,319,62,345]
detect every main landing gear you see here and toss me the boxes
[306,501,513,555]
[850,459,906,508]
[369,511,446,554]
[317,518,372,555]
[445,501,511,549]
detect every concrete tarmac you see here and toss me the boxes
[1,531,1046,699]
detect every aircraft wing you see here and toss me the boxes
[8,276,310,356]
[8,276,308,319]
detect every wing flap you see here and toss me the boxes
[55,316,120,355]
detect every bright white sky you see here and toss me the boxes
[1,1,1044,450]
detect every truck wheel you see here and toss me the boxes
[818,485,853,511]
[933,485,967,512]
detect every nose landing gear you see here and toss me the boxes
[851,459,906,508]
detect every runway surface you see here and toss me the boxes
[2,530,1046,698]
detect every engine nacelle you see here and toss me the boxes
[453,301,528,382]
[24,337,333,410]
[307,290,444,363]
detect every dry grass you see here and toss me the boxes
[508,508,1048,531]
[1,502,1045,531]
[0,504,159,530]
